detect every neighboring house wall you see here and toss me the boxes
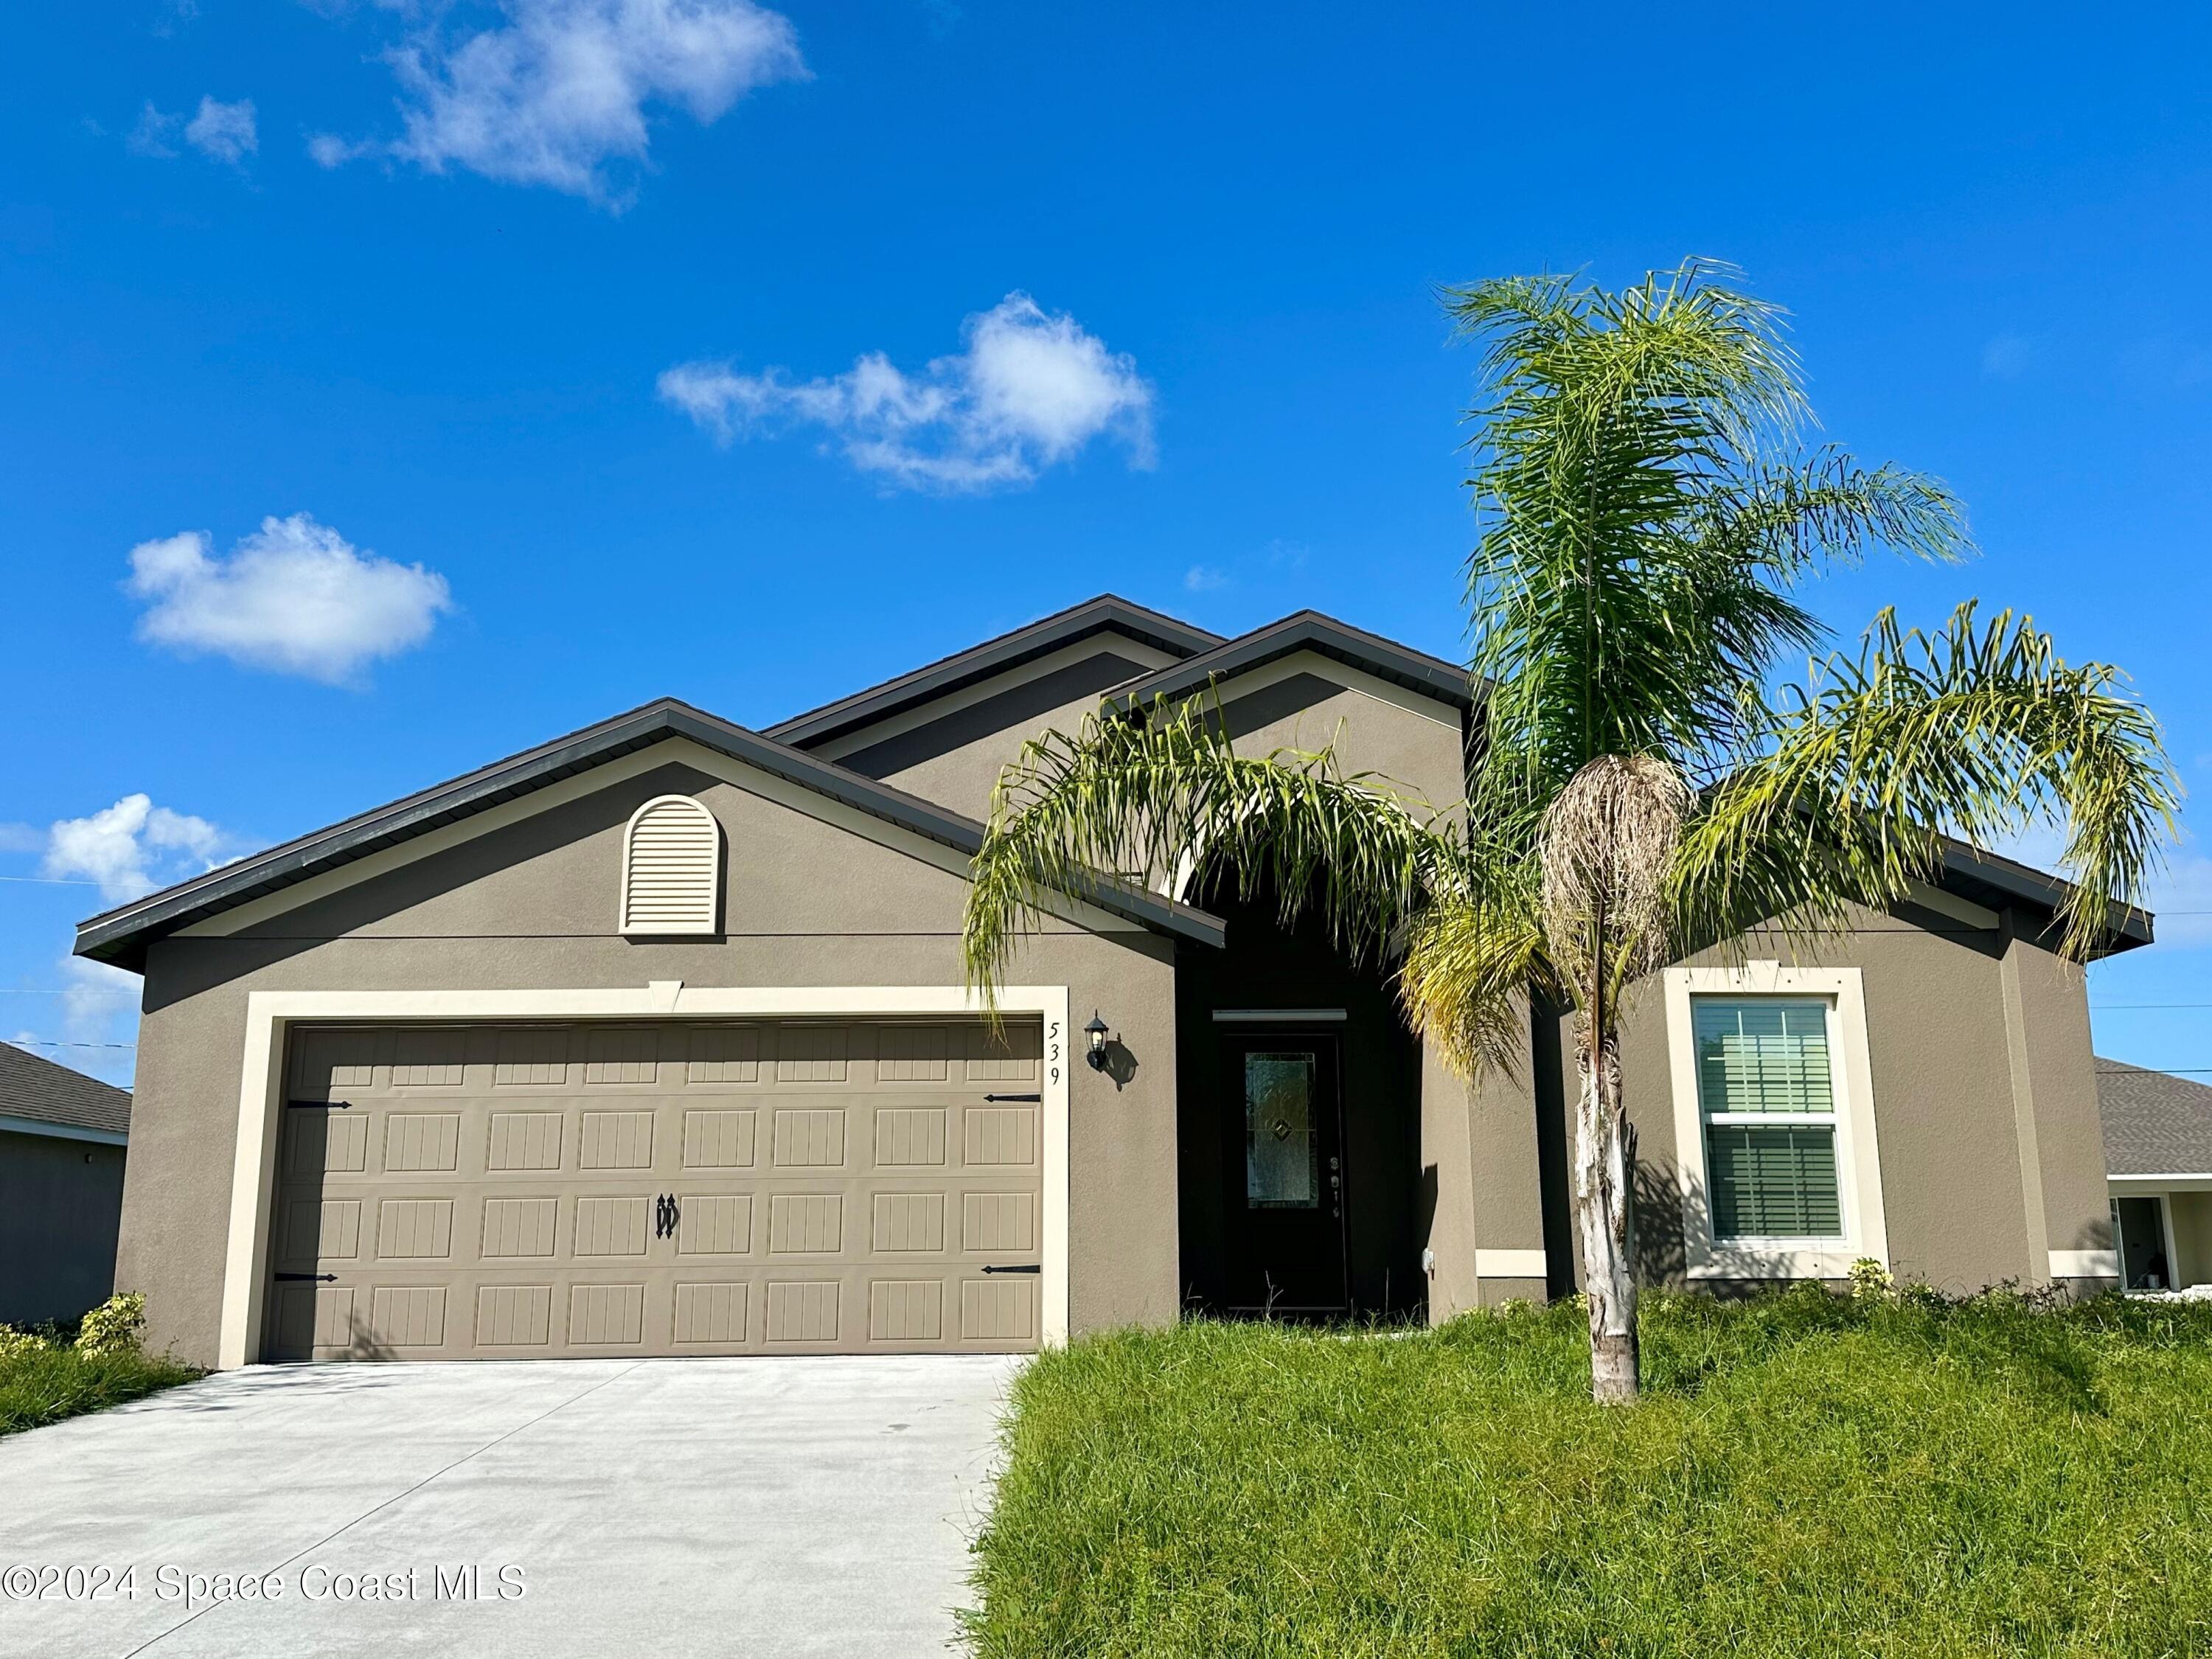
[117,754,1179,1367]
[0,1129,127,1326]
[1553,902,2107,1295]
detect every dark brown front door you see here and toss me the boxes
[1218,1031,1348,1313]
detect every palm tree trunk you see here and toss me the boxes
[1573,1019,1639,1403]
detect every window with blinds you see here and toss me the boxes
[1692,998,1843,1240]
[619,796,722,936]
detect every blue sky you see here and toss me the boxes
[4,1,2210,1086]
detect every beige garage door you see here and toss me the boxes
[264,1019,1045,1361]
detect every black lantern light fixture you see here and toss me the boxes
[1083,1012,1110,1071]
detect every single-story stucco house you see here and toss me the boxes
[0,1043,131,1326]
[2098,1058,2212,1292]
[74,596,2148,1368]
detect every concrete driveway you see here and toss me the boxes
[0,1354,1023,1658]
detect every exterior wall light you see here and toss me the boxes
[1084,1012,1111,1071]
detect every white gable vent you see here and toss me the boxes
[620,796,722,937]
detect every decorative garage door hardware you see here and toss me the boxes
[980,1265,1041,1275]
[287,1099,354,1110]
[983,1093,1042,1103]
[274,1273,336,1282]
[653,1194,681,1239]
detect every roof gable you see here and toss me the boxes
[74,698,1222,971]
[1109,610,1476,718]
[768,594,1220,752]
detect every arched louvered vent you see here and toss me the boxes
[619,796,722,936]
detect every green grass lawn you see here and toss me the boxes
[0,1339,198,1437]
[966,1290,2212,1658]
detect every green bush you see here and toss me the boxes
[73,1291,147,1357]
[0,1295,193,1436]
[966,1288,2212,1658]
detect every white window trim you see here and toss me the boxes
[1663,964,1890,1281]
[618,793,722,938]
[219,984,1071,1369]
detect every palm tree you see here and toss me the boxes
[961,260,2176,1403]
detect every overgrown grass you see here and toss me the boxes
[966,1290,2212,1658]
[0,1339,198,1437]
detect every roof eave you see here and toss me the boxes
[766,595,1225,750]
[1107,612,1478,717]
[75,700,1225,970]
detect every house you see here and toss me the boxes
[0,1043,131,1326]
[2097,1058,2212,1291]
[72,596,2146,1367]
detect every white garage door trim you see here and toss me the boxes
[222,984,1071,1368]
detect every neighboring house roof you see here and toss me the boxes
[0,1043,131,1144]
[2097,1059,2212,1177]
[73,698,1226,973]
[768,594,1223,751]
[1107,609,1478,717]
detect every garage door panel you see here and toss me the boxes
[476,1284,554,1347]
[385,1112,461,1172]
[682,1107,756,1167]
[266,1018,1044,1360]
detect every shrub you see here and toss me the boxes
[73,1293,147,1357]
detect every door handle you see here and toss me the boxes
[980,1264,1041,1275]
[655,1194,681,1239]
[274,1273,338,1282]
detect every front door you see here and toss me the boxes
[1219,1032,1348,1314]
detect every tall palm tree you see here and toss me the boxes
[961,261,2176,1403]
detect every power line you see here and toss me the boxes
[0,874,96,886]
[6,1037,136,1050]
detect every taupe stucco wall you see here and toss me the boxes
[0,1130,126,1326]
[117,759,1180,1367]
[2006,938,2113,1262]
[855,645,1165,821]
[1555,903,2093,1295]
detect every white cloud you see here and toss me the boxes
[1183,565,1228,592]
[660,293,1155,493]
[307,131,372,169]
[0,822,43,855]
[126,96,258,165]
[184,96,257,164]
[128,102,181,159]
[332,0,808,203]
[59,958,139,1041]
[44,794,232,905]
[125,513,453,685]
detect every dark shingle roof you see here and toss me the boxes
[2097,1059,2212,1177]
[0,1044,131,1139]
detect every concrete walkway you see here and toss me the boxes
[0,1355,1023,1658]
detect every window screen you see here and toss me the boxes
[1694,1000,1843,1240]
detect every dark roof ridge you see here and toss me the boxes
[766,594,1223,750]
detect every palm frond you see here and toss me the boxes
[1677,603,2179,961]
[961,700,1457,1008]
